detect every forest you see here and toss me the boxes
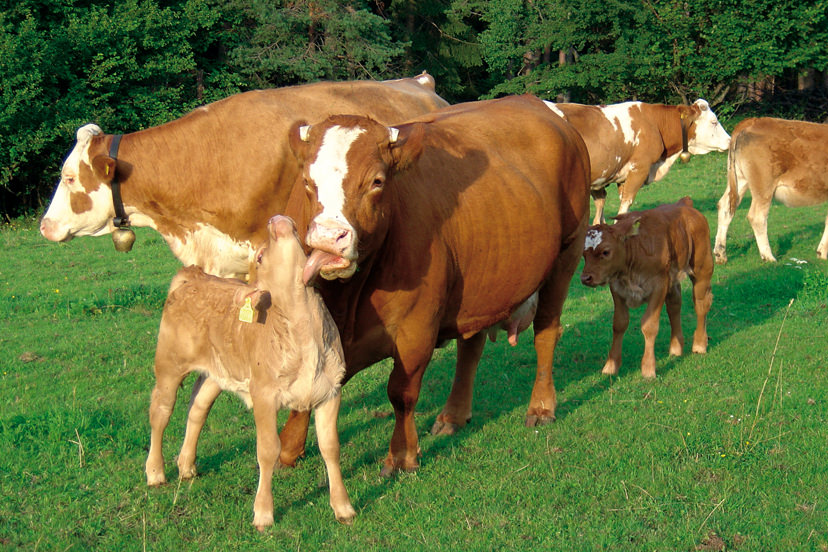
[1,0,827,219]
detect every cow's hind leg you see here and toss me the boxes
[313,394,356,524]
[592,187,608,225]
[177,374,222,479]
[817,208,828,259]
[747,195,776,262]
[146,366,189,486]
[665,281,684,357]
[526,228,584,426]
[431,332,486,436]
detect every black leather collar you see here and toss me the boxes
[109,134,129,228]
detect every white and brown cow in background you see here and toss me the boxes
[146,215,354,530]
[545,99,731,224]
[580,197,713,378]
[39,73,448,278]
[714,117,828,263]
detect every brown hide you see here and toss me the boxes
[714,117,828,262]
[286,95,591,473]
[48,75,448,278]
[581,197,713,378]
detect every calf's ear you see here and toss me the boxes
[615,215,642,240]
[288,120,312,165]
[90,155,116,183]
[388,123,425,171]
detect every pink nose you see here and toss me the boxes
[308,219,353,256]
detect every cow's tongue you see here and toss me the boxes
[303,249,344,284]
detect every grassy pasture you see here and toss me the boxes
[1,151,827,551]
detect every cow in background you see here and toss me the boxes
[146,216,355,530]
[545,99,730,224]
[284,94,591,475]
[580,198,713,378]
[714,117,828,263]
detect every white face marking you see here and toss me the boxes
[543,100,567,119]
[166,223,254,278]
[40,124,116,241]
[601,102,640,146]
[584,229,604,250]
[308,125,366,223]
[688,99,731,153]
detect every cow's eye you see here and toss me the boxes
[601,249,611,258]
[372,176,385,190]
[63,175,75,185]
[256,250,265,264]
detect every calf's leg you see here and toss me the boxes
[146,366,189,486]
[603,291,629,376]
[690,274,713,354]
[639,284,668,378]
[177,374,222,479]
[313,394,356,524]
[665,281,684,357]
[251,389,280,531]
[817,208,828,259]
[431,331,486,436]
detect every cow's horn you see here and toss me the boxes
[299,125,311,142]
[388,127,399,144]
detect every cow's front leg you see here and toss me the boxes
[431,332,486,436]
[665,281,684,357]
[591,187,608,225]
[177,374,222,479]
[251,388,280,531]
[382,347,432,476]
[616,169,650,215]
[639,284,668,378]
[278,410,311,467]
[603,291,630,376]
[817,208,828,259]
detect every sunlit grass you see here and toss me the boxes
[1,152,826,550]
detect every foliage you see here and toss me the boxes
[2,153,828,549]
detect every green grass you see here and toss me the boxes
[2,152,827,551]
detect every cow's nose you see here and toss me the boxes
[580,273,593,286]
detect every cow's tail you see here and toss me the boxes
[723,125,750,216]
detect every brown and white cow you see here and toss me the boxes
[545,99,731,224]
[39,73,448,278]
[580,197,713,378]
[283,94,591,475]
[714,117,828,263]
[146,215,355,530]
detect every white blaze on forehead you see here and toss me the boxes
[688,99,731,153]
[584,229,603,250]
[601,102,640,146]
[308,125,366,221]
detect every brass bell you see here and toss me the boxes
[679,151,692,164]
[112,227,136,252]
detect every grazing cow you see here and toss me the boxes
[580,197,713,378]
[145,215,355,530]
[39,73,448,277]
[714,117,828,263]
[283,94,591,475]
[545,99,731,224]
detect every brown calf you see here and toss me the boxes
[145,216,355,530]
[580,198,713,378]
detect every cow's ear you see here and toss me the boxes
[288,120,312,165]
[614,215,641,240]
[388,123,425,171]
[90,155,116,183]
[678,104,701,123]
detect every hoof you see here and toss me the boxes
[430,419,462,436]
[253,512,274,532]
[178,464,197,480]
[524,414,555,427]
[336,507,357,525]
[379,461,418,478]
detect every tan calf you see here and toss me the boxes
[145,215,355,530]
[714,117,828,263]
[580,198,713,378]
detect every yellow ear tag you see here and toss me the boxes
[238,297,255,323]
[105,164,110,176]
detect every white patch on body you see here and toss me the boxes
[601,102,640,147]
[166,223,254,278]
[309,126,366,223]
[584,229,603,250]
[543,101,567,119]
